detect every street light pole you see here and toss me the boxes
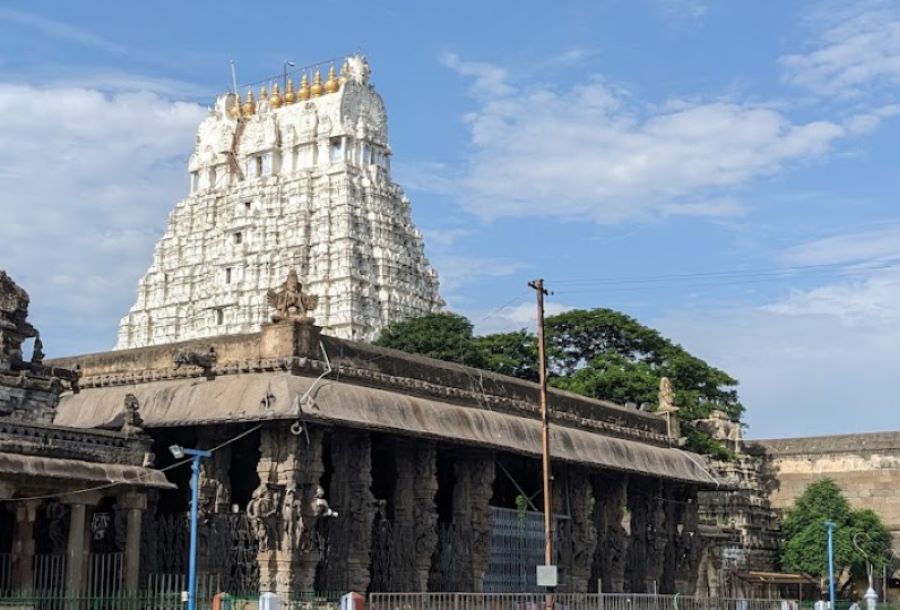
[283,61,295,91]
[171,445,212,610]
[826,520,836,610]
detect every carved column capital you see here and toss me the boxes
[117,492,148,511]
[60,491,104,507]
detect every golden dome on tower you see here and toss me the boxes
[229,92,241,119]
[310,70,324,97]
[270,82,282,108]
[324,65,339,94]
[259,85,268,101]
[242,88,256,116]
[284,79,296,105]
[298,74,311,101]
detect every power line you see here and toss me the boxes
[549,259,900,288]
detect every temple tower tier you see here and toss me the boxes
[115,55,443,349]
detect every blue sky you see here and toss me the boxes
[2,0,900,438]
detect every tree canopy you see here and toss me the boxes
[374,308,744,455]
[780,479,891,588]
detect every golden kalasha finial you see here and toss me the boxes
[298,73,311,101]
[339,60,350,85]
[259,85,268,101]
[229,92,242,119]
[242,88,256,116]
[324,65,339,94]
[310,69,324,97]
[270,82,282,109]
[284,78,296,105]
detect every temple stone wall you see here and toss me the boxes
[115,55,442,350]
[748,433,900,553]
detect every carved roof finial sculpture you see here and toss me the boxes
[31,335,44,365]
[120,393,144,435]
[0,270,37,372]
[266,270,319,324]
[270,82,282,108]
[298,73,311,101]
[658,376,675,412]
[310,69,324,97]
[284,78,296,105]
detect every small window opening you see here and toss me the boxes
[244,201,252,211]
[225,268,232,284]
[215,308,224,325]
[255,157,263,177]
[234,232,242,245]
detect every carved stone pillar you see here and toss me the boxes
[561,469,597,592]
[591,473,629,593]
[412,442,439,592]
[671,484,705,594]
[118,492,147,593]
[329,429,376,593]
[393,440,438,592]
[624,477,664,593]
[11,500,40,594]
[254,423,325,595]
[452,453,495,592]
[62,492,102,597]
[197,428,232,515]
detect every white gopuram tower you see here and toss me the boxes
[115,55,443,349]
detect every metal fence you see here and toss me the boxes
[0,593,183,610]
[368,593,799,610]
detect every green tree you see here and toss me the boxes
[374,312,484,367]
[373,308,746,455]
[781,479,891,588]
[545,308,744,423]
[473,330,539,381]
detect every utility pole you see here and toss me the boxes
[529,278,555,610]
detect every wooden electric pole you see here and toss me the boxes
[529,278,554,608]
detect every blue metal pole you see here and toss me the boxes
[188,454,201,610]
[826,520,836,610]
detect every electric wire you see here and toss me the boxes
[549,259,900,288]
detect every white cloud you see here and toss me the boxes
[763,271,900,323]
[440,53,514,99]
[780,1,900,97]
[655,0,707,22]
[784,224,900,266]
[472,301,575,335]
[432,56,846,223]
[0,8,126,55]
[0,83,206,355]
[657,225,900,438]
[434,255,529,291]
[421,227,474,248]
[657,300,900,439]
